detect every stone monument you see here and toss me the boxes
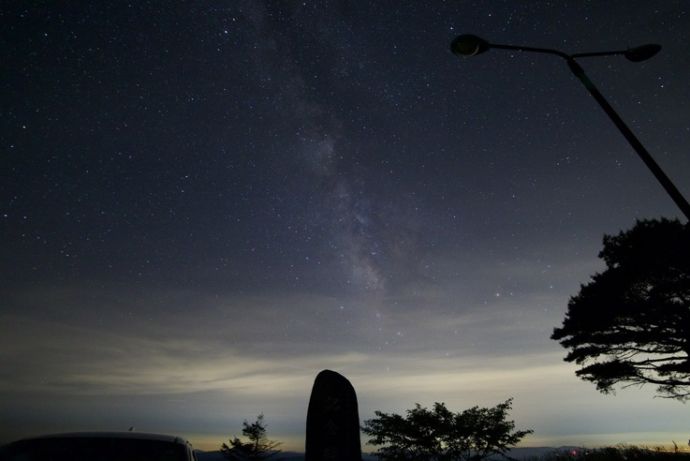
[305,369,362,461]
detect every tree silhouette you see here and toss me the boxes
[362,399,532,461]
[221,414,281,461]
[552,218,690,400]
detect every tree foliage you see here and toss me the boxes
[362,399,532,461]
[552,218,690,400]
[221,414,281,461]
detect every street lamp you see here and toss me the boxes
[450,34,690,221]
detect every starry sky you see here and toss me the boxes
[1,0,689,452]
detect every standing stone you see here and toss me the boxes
[305,370,362,461]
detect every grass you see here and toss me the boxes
[531,445,690,461]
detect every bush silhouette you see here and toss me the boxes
[221,414,281,461]
[363,399,532,461]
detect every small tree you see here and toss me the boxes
[552,219,690,401]
[363,399,532,461]
[221,414,281,461]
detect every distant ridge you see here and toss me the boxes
[195,451,309,461]
[195,446,582,461]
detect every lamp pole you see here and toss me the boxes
[450,35,690,221]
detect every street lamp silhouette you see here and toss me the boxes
[450,34,690,221]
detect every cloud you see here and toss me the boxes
[0,281,572,401]
[3,301,688,452]
[1,273,574,367]
[0,312,363,396]
[1,310,567,414]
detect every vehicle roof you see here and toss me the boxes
[8,432,191,446]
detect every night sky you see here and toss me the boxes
[2,1,689,452]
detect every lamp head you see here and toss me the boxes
[451,34,490,57]
[624,44,661,62]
